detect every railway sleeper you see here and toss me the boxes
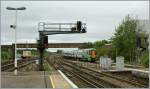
[61,62,120,88]
[63,59,147,88]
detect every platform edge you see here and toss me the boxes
[58,70,78,88]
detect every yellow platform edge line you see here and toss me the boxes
[49,76,55,88]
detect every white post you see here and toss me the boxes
[116,56,124,71]
[35,60,39,65]
[14,10,18,75]
[6,7,26,75]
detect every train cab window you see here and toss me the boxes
[91,50,96,58]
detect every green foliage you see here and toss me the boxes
[17,50,22,54]
[99,46,111,57]
[1,48,13,61]
[111,15,138,63]
[92,40,110,58]
[86,42,93,48]
[30,49,38,56]
[44,50,50,57]
[18,49,39,56]
[93,40,109,48]
[140,53,149,68]
[1,51,12,60]
[43,63,50,71]
[1,48,40,62]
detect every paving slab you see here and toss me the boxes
[50,70,73,88]
[1,71,52,88]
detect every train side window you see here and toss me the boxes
[90,50,91,55]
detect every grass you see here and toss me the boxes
[43,62,50,71]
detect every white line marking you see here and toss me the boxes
[58,70,78,88]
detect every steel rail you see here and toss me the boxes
[64,59,147,88]
[61,61,120,88]
[46,58,104,88]
[60,64,104,88]
[2,60,35,72]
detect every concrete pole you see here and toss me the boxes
[14,10,18,75]
[6,6,26,75]
[144,24,150,67]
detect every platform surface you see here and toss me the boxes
[1,71,51,88]
[1,70,76,88]
[50,70,74,88]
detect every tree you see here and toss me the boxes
[111,15,138,64]
[92,40,110,58]
[86,42,93,48]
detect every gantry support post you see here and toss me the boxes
[37,21,87,71]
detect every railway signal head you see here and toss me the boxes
[72,21,86,33]
[77,21,87,33]
[37,35,48,50]
[81,28,86,33]
[43,35,48,48]
[77,21,82,32]
[37,39,42,49]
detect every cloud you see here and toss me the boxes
[1,1,149,44]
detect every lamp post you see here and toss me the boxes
[6,7,26,75]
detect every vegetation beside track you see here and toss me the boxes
[87,15,149,67]
[43,61,51,71]
[1,49,50,61]
[1,48,13,61]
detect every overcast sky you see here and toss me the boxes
[1,1,149,45]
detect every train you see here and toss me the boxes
[21,50,31,59]
[63,48,97,62]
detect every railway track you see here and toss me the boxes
[47,58,120,88]
[1,59,36,72]
[46,58,103,88]
[68,59,149,86]
[60,61,124,88]
[66,57,147,70]
[1,60,14,66]
[62,59,147,88]
[58,62,107,88]
[46,54,148,88]
[47,54,148,88]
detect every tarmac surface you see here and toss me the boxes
[1,70,75,88]
[1,71,51,88]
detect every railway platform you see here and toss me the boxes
[50,70,78,88]
[1,71,51,88]
[125,68,149,78]
[98,67,149,79]
[1,70,77,88]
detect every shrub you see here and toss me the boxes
[140,52,149,68]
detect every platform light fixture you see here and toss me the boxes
[6,6,26,75]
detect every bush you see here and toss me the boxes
[140,53,149,68]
